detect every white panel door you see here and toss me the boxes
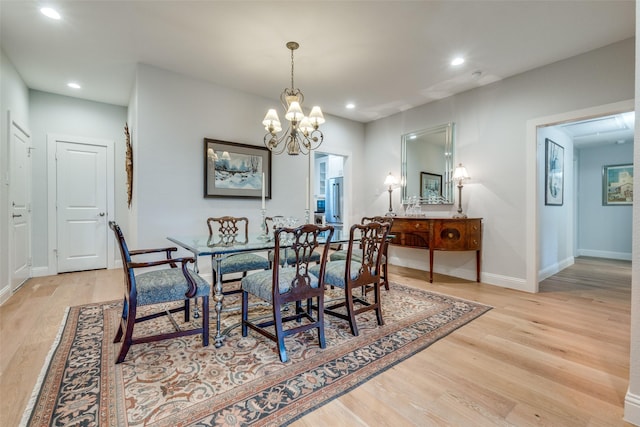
[9,117,31,291]
[56,141,108,273]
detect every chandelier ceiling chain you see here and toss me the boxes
[262,41,325,156]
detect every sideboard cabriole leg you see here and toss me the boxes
[429,247,434,283]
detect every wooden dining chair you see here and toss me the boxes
[109,221,210,364]
[330,216,393,290]
[311,221,391,336]
[264,215,321,267]
[207,216,270,295]
[240,223,334,362]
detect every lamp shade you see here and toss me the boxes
[453,163,470,181]
[285,101,304,121]
[262,109,282,132]
[299,116,314,134]
[309,106,325,126]
[384,172,397,187]
[262,109,280,126]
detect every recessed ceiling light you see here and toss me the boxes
[40,7,61,20]
[67,82,81,89]
[451,57,465,66]
[345,103,355,109]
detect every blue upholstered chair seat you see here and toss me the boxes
[135,268,211,306]
[241,268,320,303]
[330,250,386,263]
[268,249,321,266]
[309,260,365,289]
[219,253,270,275]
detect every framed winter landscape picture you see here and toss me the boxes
[204,138,272,199]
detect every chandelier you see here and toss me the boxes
[262,41,325,155]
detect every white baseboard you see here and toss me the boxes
[481,272,529,292]
[539,256,575,281]
[577,249,632,261]
[625,390,640,426]
[388,255,528,292]
[0,285,11,306]
[31,266,52,277]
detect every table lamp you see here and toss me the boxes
[452,163,470,218]
[384,172,397,216]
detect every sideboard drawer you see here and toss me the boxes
[433,219,482,251]
[391,218,430,233]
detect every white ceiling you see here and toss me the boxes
[559,112,635,149]
[0,0,635,130]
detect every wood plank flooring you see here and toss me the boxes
[0,257,633,426]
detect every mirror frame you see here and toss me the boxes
[401,122,455,205]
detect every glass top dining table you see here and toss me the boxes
[167,228,351,348]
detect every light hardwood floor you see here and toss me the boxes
[0,257,634,426]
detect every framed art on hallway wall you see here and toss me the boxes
[544,138,564,206]
[602,164,633,205]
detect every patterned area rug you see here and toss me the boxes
[22,282,491,426]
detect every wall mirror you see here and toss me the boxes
[401,122,454,205]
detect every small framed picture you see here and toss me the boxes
[204,138,271,199]
[602,164,633,205]
[545,138,564,206]
[420,172,442,199]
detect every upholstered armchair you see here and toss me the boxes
[109,221,210,364]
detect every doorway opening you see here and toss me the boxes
[313,152,346,233]
[527,99,634,292]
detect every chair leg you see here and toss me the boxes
[317,295,326,349]
[113,299,127,343]
[241,291,249,337]
[184,298,191,322]
[115,302,137,364]
[382,263,390,291]
[345,287,359,336]
[202,296,210,347]
[273,304,288,363]
[374,282,384,326]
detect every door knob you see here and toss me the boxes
[99,212,105,217]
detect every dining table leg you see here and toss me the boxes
[212,255,225,347]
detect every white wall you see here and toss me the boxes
[0,49,29,303]
[132,64,365,273]
[364,38,634,290]
[537,126,574,280]
[624,3,640,422]
[577,143,633,260]
[28,90,127,273]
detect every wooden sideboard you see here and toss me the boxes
[388,217,482,283]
